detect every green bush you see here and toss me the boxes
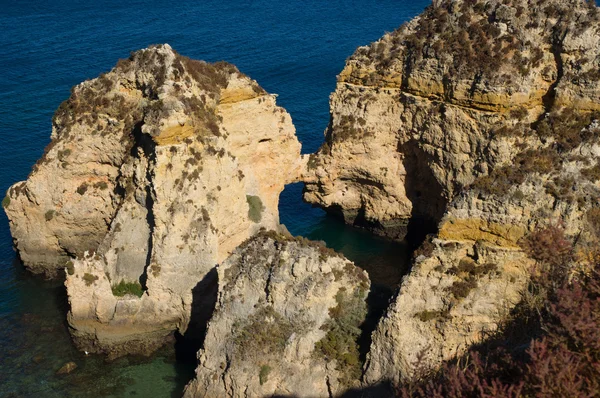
[444,258,497,300]
[448,277,478,300]
[45,210,55,221]
[150,263,161,277]
[587,208,600,237]
[259,365,271,385]
[94,181,108,190]
[246,195,265,223]
[65,260,75,276]
[415,309,447,322]
[76,183,88,195]
[582,162,600,182]
[314,287,367,386]
[83,273,99,286]
[233,306,295,357]
[2,195,10,208]
[111,280,144,297]
[57,148,71,160]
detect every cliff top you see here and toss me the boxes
[51,44,266,147]
[342,0,600,93]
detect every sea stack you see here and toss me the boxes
[183,232,370,397]
[4,44,305,356]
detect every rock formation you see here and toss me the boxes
[304,0,600,240]
[303,0,600,385]
[183,231,370,398]
[4,44,305,356]
[4,44,303,278]
[5,0,600,392]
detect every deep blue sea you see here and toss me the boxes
[0,1,429,396]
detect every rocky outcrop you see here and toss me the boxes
[304,0,600,240]
[4,44,303,278]
[364,129,600,383]
[302,0,600,385]
[4,44,304,356]
[183,232,370,398]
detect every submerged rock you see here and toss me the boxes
[183,232,370,398]
[56,361,77,375]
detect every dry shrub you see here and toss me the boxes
[399,225,600,397]
[519,223,572,287]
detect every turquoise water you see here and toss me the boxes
[0,1,429,396]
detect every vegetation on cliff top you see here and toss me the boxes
[232,306,297,359]
[472,107,600,202]
[350,0,599,85]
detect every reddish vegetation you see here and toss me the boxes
[399,225,600,397]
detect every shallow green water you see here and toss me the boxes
[0,260,195,397]
[1,184,410,397]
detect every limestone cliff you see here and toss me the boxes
[4,44,304,356]
[302,0,600,385]
[4,44,303,278]
[183,232,370,398]
[304,0,600,239]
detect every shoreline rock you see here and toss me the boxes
[302,0,600,385]
[303,0,600,242]
[5,44,305,357]
[183,232,370,397]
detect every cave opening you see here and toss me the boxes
[399,139,448,249]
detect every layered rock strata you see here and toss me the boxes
[183,232,370,398]
[4,44,304,356]
[304,0,600,240]
[303,0,600,385]
[364,119,600,383]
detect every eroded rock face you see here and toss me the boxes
[304,0,600,240]
[364,134,600,384]
[301,0,600,385]
[4,44,304,356]
[183,232,370,398]
[4,44,303,278]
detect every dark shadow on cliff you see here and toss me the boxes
[174,267,219,365]
[338,381,396,398]
[399,139,446,250]
[531,29,566,130]
[357,284,397,367]
[130,121,157,291]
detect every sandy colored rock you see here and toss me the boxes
[303,0,600,240]
[3,44,303,356]
[183,232,370,398]
[300,0,600,386]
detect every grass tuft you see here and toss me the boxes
[111,280,144,297]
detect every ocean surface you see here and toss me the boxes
[0,1,430,396]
